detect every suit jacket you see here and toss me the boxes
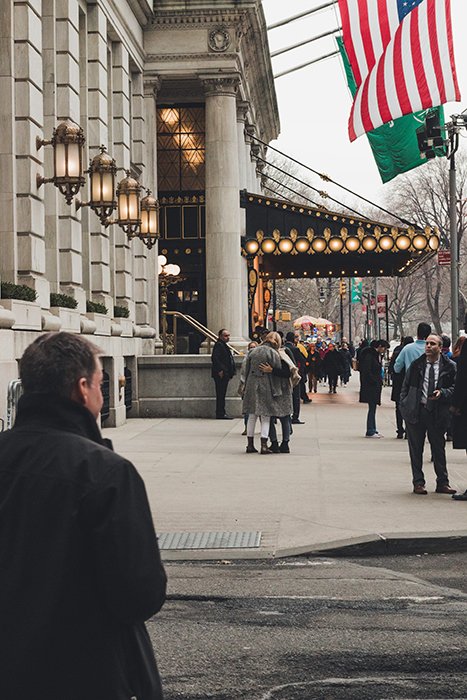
[400,353,456,426]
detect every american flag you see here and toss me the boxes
[338,0,461,141]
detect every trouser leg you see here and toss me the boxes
[406,418,427,485]
[260,416,271,439]
[280,415,291,442]
[292,385,300,420]
[269,417,278,442]
[426,412,449,485]
[395,403,404,435]
[246,414,257,438]
[366,402,377,435]
[214,376,229,418]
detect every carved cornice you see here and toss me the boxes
[146,52,237,63]
[200,73,240,97]
[151,10,247,29]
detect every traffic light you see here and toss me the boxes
[416,109,445,160]
[339,279,346,297]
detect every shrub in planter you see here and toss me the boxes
[0,282,37,302]
[113,305,130,319]
[86,300,108,315]
[50,293,78,309]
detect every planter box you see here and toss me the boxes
[114,318,133,337]
[50,307,81,333]
[0,299,41,330]
[85,312,111,336]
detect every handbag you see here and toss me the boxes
[352,358,359,371]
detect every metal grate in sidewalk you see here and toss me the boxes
[158,530,262,550]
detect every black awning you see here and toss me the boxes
[240,190,439,279]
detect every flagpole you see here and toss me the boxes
[449,150,459,340]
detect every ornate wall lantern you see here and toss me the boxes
[116,170,142,236]
[137,190,160,249]
[76,146,117,226]
[37,119,85,204]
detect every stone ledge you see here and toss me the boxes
[0,299,42,331]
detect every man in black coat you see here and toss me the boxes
[211,328,236,419]
[285,331,305,424]
[0,332,167,700]
[359,339,389,437]
[400,334,457,495]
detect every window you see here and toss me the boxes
[157,106,205,192]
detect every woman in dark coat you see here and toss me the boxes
[389,335,413,438]
[359,339,389,437]
[323,343,344,394]
[338,342,352,386]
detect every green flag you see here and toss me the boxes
[336,37,445,184]
[351,277,362,304]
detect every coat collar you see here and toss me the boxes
[14,393,107,446]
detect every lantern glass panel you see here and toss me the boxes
[118,192,129,221]
[128,192,140,221]
[55,143,67,178]
[67,143,81,178]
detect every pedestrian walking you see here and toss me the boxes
[307,342,322,393]
[359,339,389,437]
[338,342,352,386]
[211,328,236,419]
[389,336,413,438]
[400,334,457,495]
[0,332,167,700]
[242,332,283,454]
[323,343,344,393]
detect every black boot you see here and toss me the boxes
[280,441,290,453]
[246,437,258,454]
[260,438,273,454]
[270,440,280,453]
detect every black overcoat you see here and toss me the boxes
[452,341,467,449]
[211,339,236,378]
[359,346,383,405]
[0,394,167,700]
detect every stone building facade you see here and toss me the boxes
[0,0,279,425]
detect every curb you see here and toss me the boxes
[160,530,467,562]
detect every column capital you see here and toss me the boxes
[200,73,240,97]
[143,76,162,98]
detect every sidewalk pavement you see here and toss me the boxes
[103,375,467,560]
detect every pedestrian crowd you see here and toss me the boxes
[212,319,467,498]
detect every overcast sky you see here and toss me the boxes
[262,0,467,214]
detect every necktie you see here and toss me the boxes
[426,363,436,411]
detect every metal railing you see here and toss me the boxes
[6,379,23,430]
[163,311,243,356]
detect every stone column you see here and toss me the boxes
[14,0,49,305]
[87,4,111,311]
[143,77,161,337]
[112,42,133,318]
[0,1,17,283]
[237,101,250,340]
[56,0,85,308]
[202,74,246,346]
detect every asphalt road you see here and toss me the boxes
[148,554,467,700]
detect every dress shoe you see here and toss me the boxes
[303,398,312,404]
[396,433,404,439]
[269,440,281,454]
[413,484,428,495]
[279,440,290,453]
[291,419,304,424]
[241,428,247,436]
[452,491,467,501]
[217,415,232,420]
[435,484,457,494]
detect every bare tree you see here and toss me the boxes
[386,153,467,334]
